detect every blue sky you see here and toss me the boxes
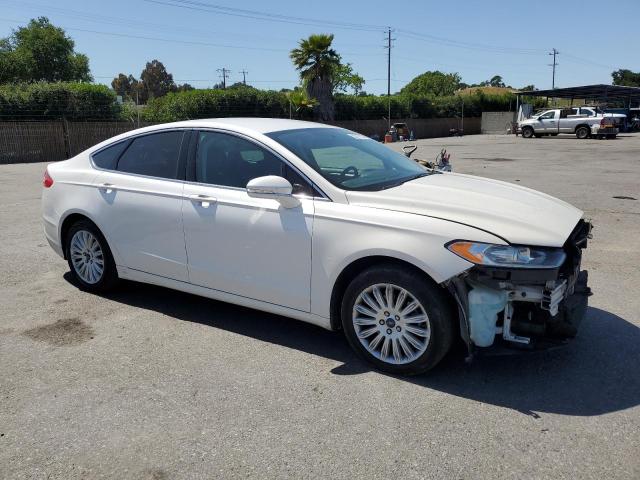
[0,0,638,93]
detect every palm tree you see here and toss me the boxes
[290,34,340,121]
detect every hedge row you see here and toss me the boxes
[333,92,546,120]
[0,82,120,120]
[142,87,290,122]
[0,82,545,122]
[142,88,544,122]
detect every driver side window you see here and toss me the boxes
[194,131,318,196]
[195,131,283,188]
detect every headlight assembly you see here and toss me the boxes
[446,241,566,269]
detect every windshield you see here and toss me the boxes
[266,127,428,191]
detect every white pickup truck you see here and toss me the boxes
[519,107,621,139]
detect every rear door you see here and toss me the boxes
[92,129,191,281]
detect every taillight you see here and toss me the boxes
[43,168,54,188]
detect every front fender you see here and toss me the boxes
[310,201,505,319]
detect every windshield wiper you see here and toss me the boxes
[379,172,430,190]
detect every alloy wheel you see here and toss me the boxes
[69,230,105,284]
[352,283,431,365]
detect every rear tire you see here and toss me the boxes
[341,265,454,375]
[606,134,616,139]
[576,126,590,139]
[521,126,534,138]
[65,220,118,293]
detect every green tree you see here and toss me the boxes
[400,71,461,97]
[140,59,176,101]
[332,62,365,94]
[111,73,134,98]
[111,73,146,102]
[612,69,640,87]
[290,34,340,121]
[228,82,255,90]
[489,75,505,87]
[0,17,91,83]
[176,83,195,92]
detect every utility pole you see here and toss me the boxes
[384,27,394,131]
[240,70,248,85]
[217,68,229,89]
[548,48,559,89]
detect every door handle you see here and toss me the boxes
[99,182,116,193]
[189,194,217,207]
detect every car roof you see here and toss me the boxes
[84,117,341,156]
[140,117,338,134]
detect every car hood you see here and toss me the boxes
[345,173,583,247]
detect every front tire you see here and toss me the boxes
[341,265,454,375]
[521,126,534,138]
[65,220,118,292]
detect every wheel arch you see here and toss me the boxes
[328,255,458,331]
[59,211,111,260]
[574,123,591,133]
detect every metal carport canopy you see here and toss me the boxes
[517,84,640,105]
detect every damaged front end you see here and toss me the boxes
[446,220,593,356]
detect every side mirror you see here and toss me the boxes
[246,175,299,208]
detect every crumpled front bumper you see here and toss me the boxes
[447,220,592,355]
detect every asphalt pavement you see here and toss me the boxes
[1,133,639,479]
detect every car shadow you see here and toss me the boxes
[68,274,640,418]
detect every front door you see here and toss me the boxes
[538,110,558,133]
[93,130,190,281]
[181,130,315,312]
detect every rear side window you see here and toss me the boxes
[117,131,184,179]
[92,141,129,170]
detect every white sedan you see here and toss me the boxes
[42,119,592,374]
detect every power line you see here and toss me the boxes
[0,0,299,43]
[0,0,388,51]
[562,53,615,70]
[239,70,248,85]
[142,0,386,32]
[0,1,619,95]
[0,18,292,52]
[395,29,545,56]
